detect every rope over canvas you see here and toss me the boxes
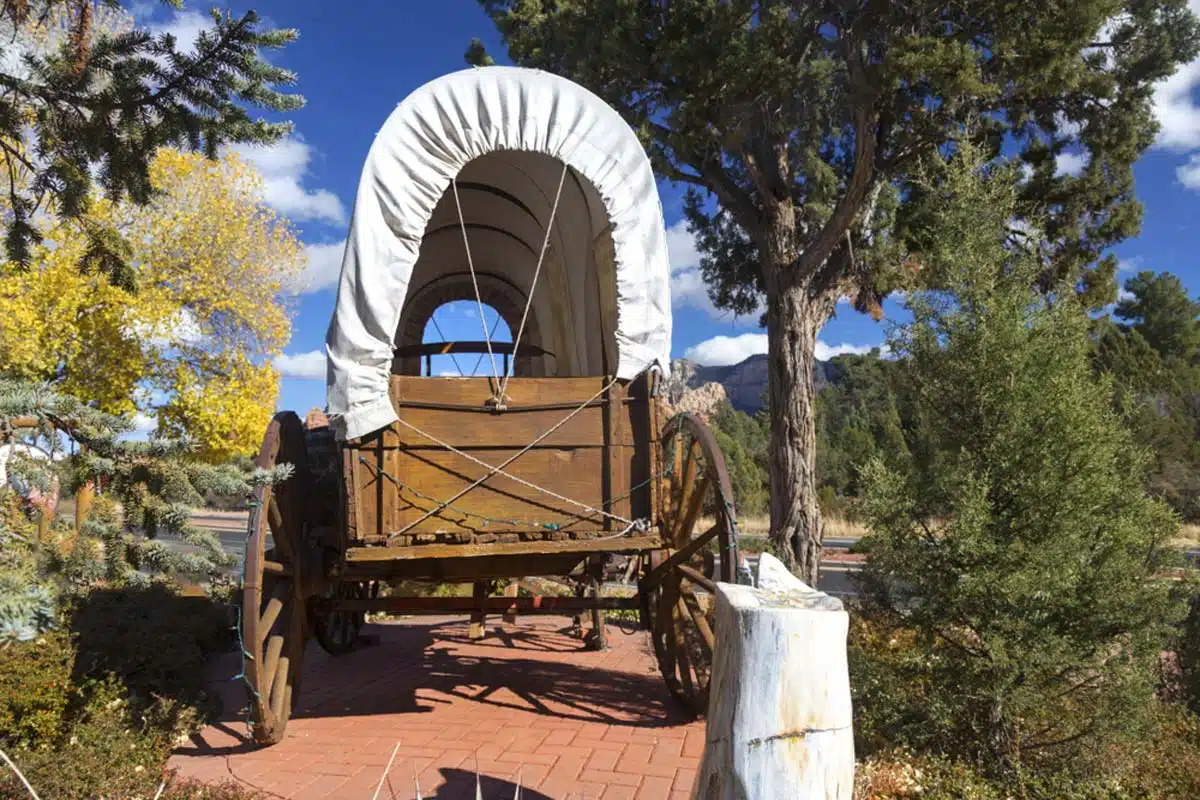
[323,66,674,441]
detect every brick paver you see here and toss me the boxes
[170,616,703,799]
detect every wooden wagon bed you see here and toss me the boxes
[237,65,742,747]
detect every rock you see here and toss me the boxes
[304,407,330,430]
[666,354,834,414]
[664,381,728,423]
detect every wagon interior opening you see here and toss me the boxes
[415,301,512,377]
[392,151,620,380]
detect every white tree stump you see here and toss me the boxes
[693,552,854,799]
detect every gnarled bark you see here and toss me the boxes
[765,271,833,585]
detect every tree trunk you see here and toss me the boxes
[693,553,854,798]
[766,276,828,585]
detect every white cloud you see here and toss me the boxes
[1178,154,1200,189]
[815,342,877,361]
[147,9,213,55]
[1117,256,1142,273]
[130,308,205,348]
[1054,151,1088,177]
[666,221,761,322]
[683,333,767,366]
[1151,3,1200,185]
[132,413,157,435]
[1155,58,1200,152]
[274,350,326,380]
[290,240,345,293]
[682,333,879,366]
[140,11,345,220]
[1118,287,1136,303]
[129,1,157,22]
[230,137,347,225]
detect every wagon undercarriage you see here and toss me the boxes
[240,391,740,745]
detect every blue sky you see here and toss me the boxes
[137,1,1200,418]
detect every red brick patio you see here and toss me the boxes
[169,616,704,799]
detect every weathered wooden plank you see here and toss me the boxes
[339,552,592,582]
[381,375,639,448]
[333,595,640,614]
[344,534,662,562]
[605,381,629,531]
[693,553,854,799]
[386,446,618,533]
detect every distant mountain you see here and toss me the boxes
[666,354,833,414]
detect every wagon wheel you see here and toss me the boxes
[242,411,314,745]
[644,413,739,717]
[313,579,378,655]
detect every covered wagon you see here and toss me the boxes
[241,66,742,745]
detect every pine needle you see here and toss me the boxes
[371,741,401,800]
[0,748,41,800]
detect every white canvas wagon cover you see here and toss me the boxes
[324,66,673,441]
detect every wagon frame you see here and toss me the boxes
[239,67,743,746]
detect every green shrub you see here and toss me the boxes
[854,750,1001,800]
[2,677,174,799]
[856,149,1183,775]
[65,584,232,722]
[0,586,236,799]
[0,629,75,747]
[1177,593,1200,715]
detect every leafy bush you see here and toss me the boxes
[1177,593,1200,716]
[0,630,74,747]
[0,585,236,799]
[710,402,769,516]
[854,750,1000,800]
[855,149,1184,776]
[65,585,232,721]
[3,677,176,799]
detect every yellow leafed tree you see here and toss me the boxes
[0,149,305,460]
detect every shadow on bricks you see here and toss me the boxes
[174,616,692,760]
[426,768,553,800]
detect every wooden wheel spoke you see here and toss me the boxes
[674,472,709,546]
[259,596,283,641]
[269,655,290,719]
[261,634,284,700]
[678,563,716,594]
[671,442,701,539]
[672,602,697,700]
[644,522,719,589]
[678,587,716,652]
[266,492,297,563]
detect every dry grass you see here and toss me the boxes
[1172,524,1200,550]
[727,514,868,540]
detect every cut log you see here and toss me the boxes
[693,552,854,799]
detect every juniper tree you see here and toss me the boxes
[0,1,302,283]
[473,0,1200,581]
[854,146,1184,775]
[1093,270,1200,520]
